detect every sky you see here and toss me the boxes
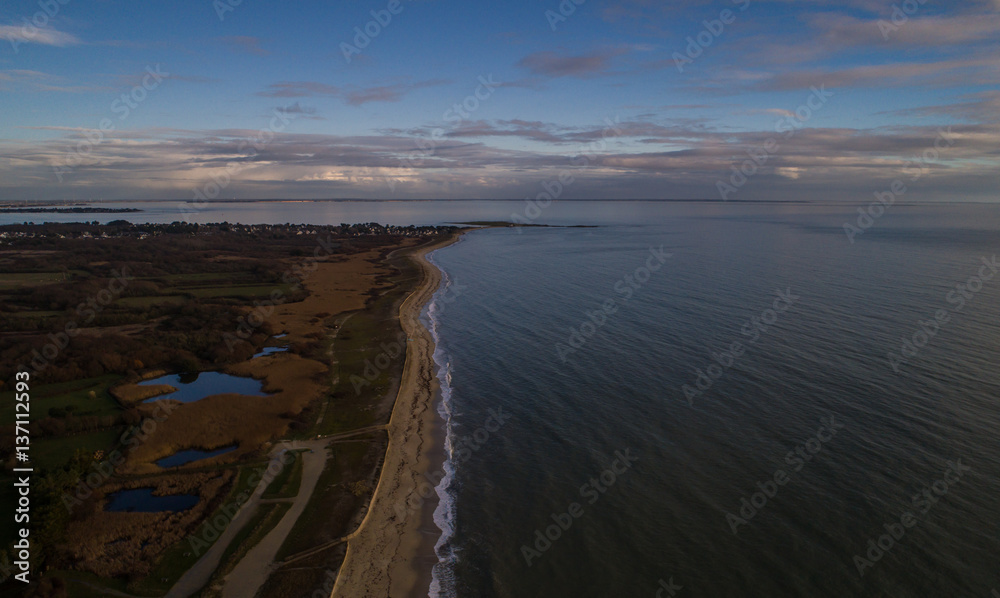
[0,0,997,202]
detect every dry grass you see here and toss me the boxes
[62,471,234,579]
[120,250,397,475]
[111,383,176,405]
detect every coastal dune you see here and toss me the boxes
[332,237,458,597]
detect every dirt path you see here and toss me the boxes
[165,449,292,598]
[221,437,330,598]
[164,424,391,598]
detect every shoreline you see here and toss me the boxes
[332,231,464,597]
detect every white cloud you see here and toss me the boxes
[0,24,81,48]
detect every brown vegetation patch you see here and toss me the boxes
[111,383,176,405]
[62,470,234,579]
[266,250,388,347]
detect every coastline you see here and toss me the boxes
[332,231,463,598]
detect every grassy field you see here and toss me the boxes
[0,271,68,289]
[58,571,155,598]
[275,440,376,561]
[116,295,186,308]
[315,251,417,436]
[261,450,304,500]
[147,272,252,284]
[0,374,121,423]
[184,283,296,300]
[32,428,124,470]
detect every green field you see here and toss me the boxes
[116,295,186,308]
[184,283,294,300]
[0,272,67,289]
[276,442,369,561]
[314,251,415,436]
[0,375,121,424]
[148,271,252,284]
[261,450,304,500]
[32,428,124,470]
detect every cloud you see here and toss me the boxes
[344,79,450,106]
[806,12,1000,48]
[516,49,624,78]
[5,116,995,202]
[275,102,324,120]
[0,69,113,93]
[257,79,450,105]
[0,24,80,48]
[220,36,269,56]
[880,90,1000,123]
[748,57,999,92]
[257,81,340,98]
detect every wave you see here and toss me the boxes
[425,249,459,598]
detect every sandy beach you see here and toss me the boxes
[332,233,461,598]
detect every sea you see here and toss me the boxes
[7,200,999,597]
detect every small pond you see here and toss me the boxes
[155,445,237,468]
[253,345,288,358]
[105,488,199,513]
[140,371,268,403]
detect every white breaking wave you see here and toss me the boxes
[425,249,459,598]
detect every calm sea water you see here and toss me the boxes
[423,203,1000,597]
[13,200,999,596]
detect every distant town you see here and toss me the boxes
[0,221,457,244]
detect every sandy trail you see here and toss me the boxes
[332,235,460,598]
[165,448,292,598]
[221,437,330,598]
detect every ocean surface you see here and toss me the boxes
[10,200,999,596]
[421,203,1000,597]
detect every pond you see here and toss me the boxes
[253,333,289,358]
[140,371,268,403]
[252,345,288,358]
[105,488,199,512]
[155,445,237,468]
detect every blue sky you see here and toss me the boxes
[0,0,997,201]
